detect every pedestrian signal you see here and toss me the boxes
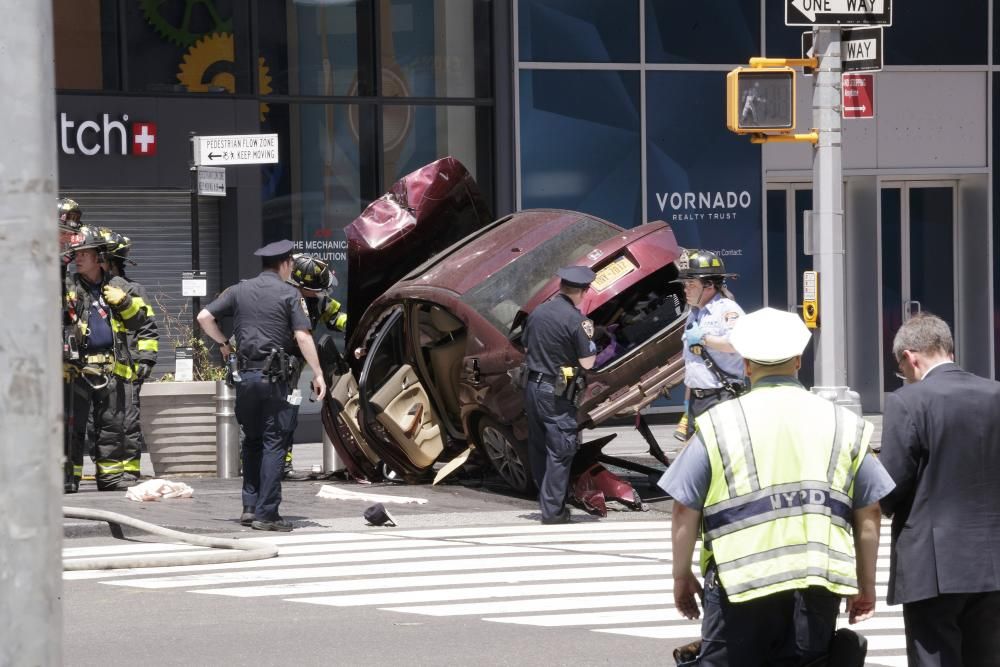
[727,67,796,134]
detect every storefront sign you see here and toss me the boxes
[193,133,279,166]
[58,113,157,157]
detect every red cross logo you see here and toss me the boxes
[132,122,157,156]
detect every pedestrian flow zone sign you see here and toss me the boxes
[786,0,891,26]
[802,27,882,74]
[192,133,279,166]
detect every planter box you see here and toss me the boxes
[140,381,218,476]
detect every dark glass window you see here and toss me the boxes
[519,69,641,227]
[518,0,639,63]
[766,190,788,310]
[646,0,759,64]
[54,0,118,91]
[764,0,805,59]
[887,0,986,65]
[123,0,248,94]
[258,0,359,97]
[793,189,814,389]
[881,187,903,392]
[994,74,1000,379]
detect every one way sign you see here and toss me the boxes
[802,27,882,73]
[787,0,892,26]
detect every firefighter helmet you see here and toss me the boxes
[99,227,133,261]
[64,225,110,256]
[288,253,336,291]
[675,248,737,280]
[58,198,82,231]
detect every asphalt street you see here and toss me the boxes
[61,420,897,666]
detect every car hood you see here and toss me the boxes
[345,156,493,337]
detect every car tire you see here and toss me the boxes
[478,417,535,495]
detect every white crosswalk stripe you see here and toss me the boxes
[64,518,907,664]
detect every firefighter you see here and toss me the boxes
[674,249,746,441]
[282,253,348,480]
[63,226,152,491]
[99,228,158,477]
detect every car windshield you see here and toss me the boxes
[460,216,618,332]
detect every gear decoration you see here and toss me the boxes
[176,33,273,121]
[140,0,232,48]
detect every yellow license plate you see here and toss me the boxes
[592,256,637,292]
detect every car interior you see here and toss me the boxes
[413,303,468,436]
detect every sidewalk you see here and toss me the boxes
[65,417,884,540]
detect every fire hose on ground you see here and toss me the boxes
[62,507,278,571]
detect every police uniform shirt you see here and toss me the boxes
[205,271,311,362]
[523,294,596,376]
[684,292,746,389]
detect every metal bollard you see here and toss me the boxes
[215,380,240,478]
[322,426,344,474]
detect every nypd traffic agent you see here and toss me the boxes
[522,265,597,525]
[659,308,894,665]
[197,240,327,532]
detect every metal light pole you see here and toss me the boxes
[0,1,64,664]
[811,28,861,414]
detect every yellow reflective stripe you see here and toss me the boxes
[118,297,142,321]
[333,312,348,332]
[113,362,135,380]
[320,298,342,324]
[123,460,141,473]
[137,339,159,352]
[73,465,83,475]
[111,318,127,333]
[96,460,125,473]
[285,449,293,464]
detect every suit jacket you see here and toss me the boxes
[880,363,1000,605]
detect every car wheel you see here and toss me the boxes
[478,418,535,495]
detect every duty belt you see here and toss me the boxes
[527,371,557,385]
[690,387,724,399]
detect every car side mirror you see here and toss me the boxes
[464,357,481,383]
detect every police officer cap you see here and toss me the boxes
[557,265,596,288]
[730,307,811,365]
[363,503,397,527]
[254,239,295,259]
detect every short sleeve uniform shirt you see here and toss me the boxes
[523,294,596,376]
[683,293,745,389]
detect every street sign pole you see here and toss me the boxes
[811,28,860,413]
[0,1,63,664]
[189,132,201,337]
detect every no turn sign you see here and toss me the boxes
[842,74,874,119]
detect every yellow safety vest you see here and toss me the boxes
[696,381,872,603]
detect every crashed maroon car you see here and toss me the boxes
[321,157,687,512]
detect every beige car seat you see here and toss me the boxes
[427,307,466,418]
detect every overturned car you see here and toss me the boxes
[320,157,687,512]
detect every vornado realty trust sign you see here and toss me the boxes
[655,190,753,221]
[58,112,157,157]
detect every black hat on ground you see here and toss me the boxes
[254,239,296,259]
[363,503,397,527]
[557,265,596,289]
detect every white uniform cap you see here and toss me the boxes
[730,307,811,364]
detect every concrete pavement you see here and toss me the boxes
[64,417,883,540]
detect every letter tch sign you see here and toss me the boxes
[59,113,157,156]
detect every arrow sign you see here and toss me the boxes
[842,73,875,119]
[192,133,279,166]
[787,0,891,26]
[802,27,882,74]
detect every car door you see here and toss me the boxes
[357,308,446,478]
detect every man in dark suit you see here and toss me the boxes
[881,313,1000,666]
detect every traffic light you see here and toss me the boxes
[726,67,796,134]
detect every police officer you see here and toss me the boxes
[99,229,158,477]
[660,308,894,665]
[282,253,347,480]
[675,249,746,440]
[197,240,326,532]
[522,266,597,525]
[63,226,153,491]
